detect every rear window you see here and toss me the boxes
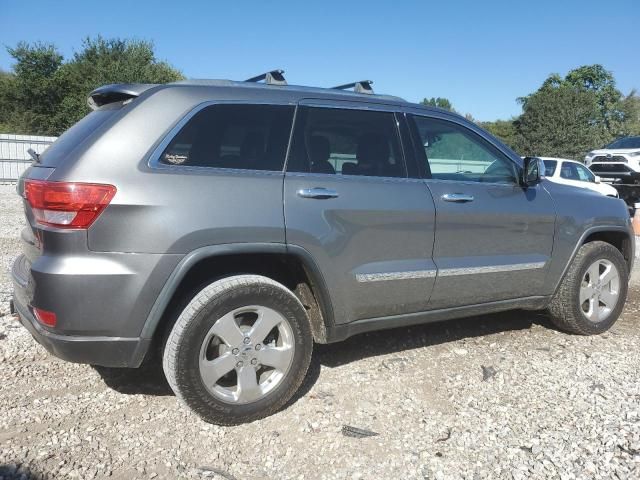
[38,106,121,167]
[159,104,295,172]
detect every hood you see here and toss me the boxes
[590,182,619,197]
[543,178,614,199]
[589,148,640,155]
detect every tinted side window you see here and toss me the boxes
[410,115,518,184]
[160,104,294,171]
[287,107,405,178]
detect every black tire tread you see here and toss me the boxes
[547,241,628,335]
[162,274,312,425]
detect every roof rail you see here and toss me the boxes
[332,80,374,94]
[245,69,287,86]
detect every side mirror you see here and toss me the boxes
[594,175,601,184]
[521,157,542,187]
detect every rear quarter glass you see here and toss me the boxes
[37,103,123,167]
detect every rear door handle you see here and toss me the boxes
[297,188,339,199]
[441,193,474,203]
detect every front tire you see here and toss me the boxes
[163,275,313,425]
[547,241,629,335]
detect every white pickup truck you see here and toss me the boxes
[541,157,619,197]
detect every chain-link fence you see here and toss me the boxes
[0,134,57,182]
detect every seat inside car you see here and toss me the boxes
[239,131,265,169]
[354,132,398,177]
[308,136,335,174]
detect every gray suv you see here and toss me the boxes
[12,71,634,425]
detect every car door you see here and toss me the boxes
[562,162,598,187]
[284,100,437,323]
[574,164,596,183]
[558,161,584,188]
[407,112,556,308]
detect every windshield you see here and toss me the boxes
[543,160,557,176]
[605,136,640,149]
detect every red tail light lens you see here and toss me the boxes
[24,180,116,229]
[33,307,57,327]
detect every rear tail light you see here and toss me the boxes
[24,180,116,229]
[33,307,57,327]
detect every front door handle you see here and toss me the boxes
[297,188,339,199]
[441,193,474,203]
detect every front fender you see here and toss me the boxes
[543,181,633,294]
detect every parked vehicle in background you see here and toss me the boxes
[541,157,619,197]
[584,137,640,212]
[11,71,635,425]
[585,136,640,181]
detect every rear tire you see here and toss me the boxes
[547,241,628,335]
[163,275,313,425]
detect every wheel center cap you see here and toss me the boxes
[239,345,254,359]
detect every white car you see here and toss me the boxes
[541,157,619,197]
[584,136,640,181]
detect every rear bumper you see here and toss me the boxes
[11,291,149,367]
[10,251,173,368]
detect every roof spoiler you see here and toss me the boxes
[87,83,158,110]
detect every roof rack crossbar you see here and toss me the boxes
[332,80,374,94]
[245,69,287,86]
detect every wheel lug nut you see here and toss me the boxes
[236,361,243,368]
[232,348,239,355]
[255,344,262,351]
[243,337,251,344]
[250,358,257,365]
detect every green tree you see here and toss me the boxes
[0,37,184,135]
[620,90,640,136]
[480,119,519,150]
[0,69,14,131]
[512,64,640,158]
[514,85,607,159]
[518,65,628,146]
[0,42,64,134]
[564,65,625,137]
[421,97,454,111]
[53,37,184,132]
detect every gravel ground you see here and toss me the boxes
[1,183,639,480]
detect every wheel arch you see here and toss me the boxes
[582,229,634,271]
[135,243,335,365]
[553,225,634,296]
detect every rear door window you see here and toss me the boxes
[160,104,294,172]
[286,106,405,178]
[543,160,557,176]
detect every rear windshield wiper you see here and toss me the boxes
[27,148,41,164]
